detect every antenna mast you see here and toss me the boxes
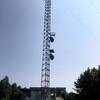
[41,0,55,99]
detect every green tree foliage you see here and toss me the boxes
[67,92,78,100]
[0,76,24,100]
[74,67,100,100]
[0,76,11,100]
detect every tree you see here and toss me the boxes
[67,92,78,100]
[0,76,11,100]
[74,67,100,100]
[0,76,25,100]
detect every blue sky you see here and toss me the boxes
[0,0,100,92]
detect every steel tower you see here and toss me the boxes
[41,0,55,99]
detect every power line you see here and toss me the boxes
[62,0,100,47]
[89,0,100,14]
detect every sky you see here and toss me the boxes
[0,0,100,92]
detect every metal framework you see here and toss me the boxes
[41,0,55,99]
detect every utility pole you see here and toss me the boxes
[41,0,55,100]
